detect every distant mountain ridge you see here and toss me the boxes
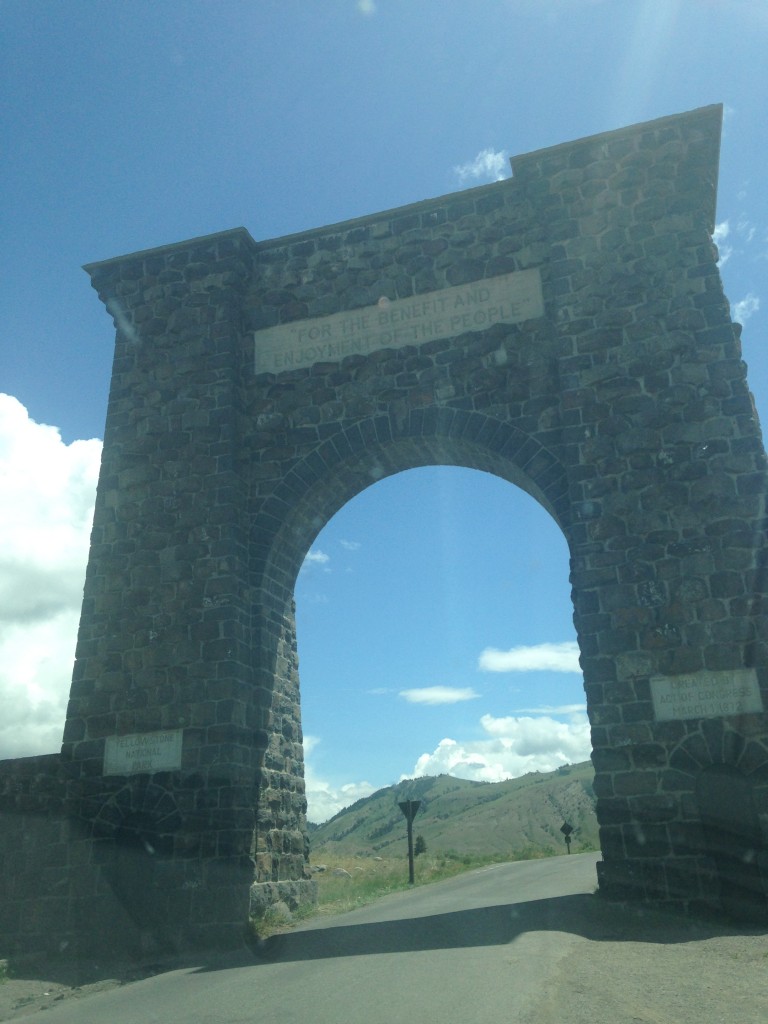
[310,761,598,859]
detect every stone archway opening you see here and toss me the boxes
[292,464,585,829]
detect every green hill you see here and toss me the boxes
[310,761,598,860]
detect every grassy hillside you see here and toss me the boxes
[310,761,598,861]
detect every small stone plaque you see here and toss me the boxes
[104,729,183,776]
[253,268,544,374]
[650,668,764,722]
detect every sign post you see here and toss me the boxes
[398,800,422,884]
[560,821,574,854]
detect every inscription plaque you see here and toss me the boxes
[104,729,184,776]
[253,268,544,373]
[650,668,764,722]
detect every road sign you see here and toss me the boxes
[398,800,421,823]
[560,821,574,854]
[398,800,422,882]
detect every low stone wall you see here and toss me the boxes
[0,755,72,958]
[0,755,268,959]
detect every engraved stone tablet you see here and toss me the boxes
[650,668,764,722]
[253,268,544,374]
[104,729,184,776]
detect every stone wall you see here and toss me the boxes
[0,756,70,958]
[2,105,767,957]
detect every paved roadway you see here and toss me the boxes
[17,852,601,1024]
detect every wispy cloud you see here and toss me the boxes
[713,220,733,266]
[732,293,760,325]
[399,686,480,705]
[357,0,376,15]
[736,215,756,243]
[303,734,376,823]
[714,211,764,271]
[478,641,581,673]
[301,549,331,572]
[340,539,361,551]
[454,148,509,184]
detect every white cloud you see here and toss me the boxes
[399,686,480,705]
[339,539,361,551]
[303,734,376,823]
[306,777,377,824]
[732,293,760,325]
[478,641,581,673]
[714,214,764,271]
[402,710,591,784]
[713,220,733,266]
[303,735,320,757]
[480,709,585,741]
[0,395,101,759]
[454,148,509,184]
[357,0,376,15]
[301,548,331,572]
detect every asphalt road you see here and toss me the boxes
[15,852,601,1024]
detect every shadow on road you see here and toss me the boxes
[6,891,765,996]
[232,891,767,966]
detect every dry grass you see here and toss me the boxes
[307,848,548,916]
[249,848,557,937]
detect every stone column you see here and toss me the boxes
[63,229,267,951]
[250,601,316,917]
[514,105,768,911]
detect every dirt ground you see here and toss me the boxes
[0,957,180,1021]
[1,898,767,1023]
[519,902,768,1024]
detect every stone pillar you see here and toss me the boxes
[512,106,768,911]
[250,602,316,916]
[62,229,271,951]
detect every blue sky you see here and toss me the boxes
[1,0,766,821]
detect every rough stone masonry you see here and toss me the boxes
[1,104,767,958]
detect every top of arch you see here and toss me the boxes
[84,104,723,274]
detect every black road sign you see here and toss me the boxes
[398,800,422,883]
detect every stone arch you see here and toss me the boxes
[246,411,574,900]
[663,725,768,916]
[252,408,571,610]
[694,763,767,920]
[90,777,182,851]
[669,721,768,781]
[83,780,185,950]
[34,105,766,953]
